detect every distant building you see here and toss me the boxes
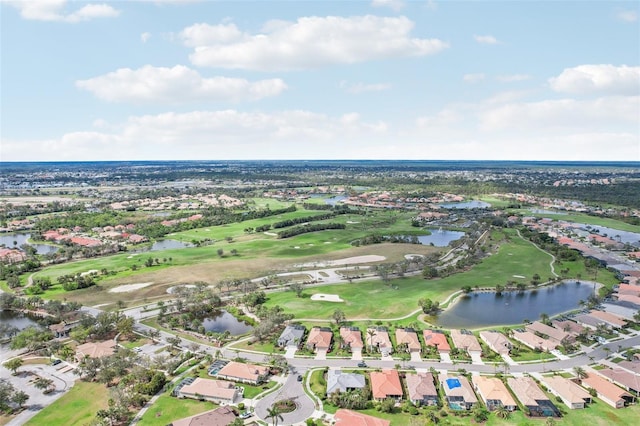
[525,321,573,345]
[215,361,269,385]
[75,340,116,361]
[176,378,241,404]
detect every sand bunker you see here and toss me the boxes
[311,293,344,302]
[346,221,360,224]
[405,254,424,260]
[513,275,525,278]
[109,282,153,293]
[297,255,386,268]
[264,232,277,236]
[80,269,99,277]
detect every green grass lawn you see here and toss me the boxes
[25,381,108,426]
[264,229,560,321]
[136,393,218,426]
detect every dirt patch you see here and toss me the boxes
[109,282,154,293]
[311,293,344,302]
[404,254,425,260]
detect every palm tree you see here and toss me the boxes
[266,405,284,426]
[495,405,510,419]
[367,329,376,352]
[573,366,587,379]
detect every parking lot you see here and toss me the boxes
[1,359,77,426]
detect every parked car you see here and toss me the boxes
[296,375,303,382]
[357,362,367,368]
[239,411,253,419]
[51,359,62,366]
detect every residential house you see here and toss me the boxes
[597,368,640,396]
[539,376,592,409]
[176,378,241,404]
[366,327,393,356]
[370,369,403,402]
[334,409,390,426]
[169,406,236,426]
[405,373,439,406]
[525,321,573,345]
[49,320,81,338]
[618,360,640,375]
[507,377,560,417]
[512,330,557,351]
[581,373,633,408]
[75,340,116,361]
[472,376,517,411]
[340,327,364,352]
[306,327,333,353]
[215,361,269,385]
[588,310,627,328]
[551,319,587,338]
[277,324,305,348]
[440,375,477,410]
[422,330,451,354]
[451,330,482,356]
[326,369,366,395]
[479,331,511,356]
[395,328,421,353]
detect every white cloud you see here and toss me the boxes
[181,15,449,71]
[549,64,640,95]
[1,110,389,161]
[340,81,391,94]
[473,34,500,45]
[75,65,287,103]
[5,0,120,22]
[463,73,485,83]
[140,32,152,43]
[496,74,531,82]
[617,10,638,22]
[371,0,405,12]
[479,96,639,131]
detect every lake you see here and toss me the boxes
[435,281,596,328]
[0,232,58,255]
[418,229,465,247]
[438,200,491,209]
[576,223,640,247]
[144,239,193,251]
[202,310,253,335]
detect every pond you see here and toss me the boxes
[530,208,567,215]
[0,232,58,255]
[438,200,491,209]
[132,240,193,253]
[309,194,347,205]
[418,229,465,247]
[202,310,253,335]
[434,281,596,328]
[0,310,40,331]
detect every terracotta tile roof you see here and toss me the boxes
[507,376,549,406]
[366,328,392,351]
[479,331,511,355]
[395,328,421,352]
[405,373,437,402]
[216,361,269,383]
[340,327,363,349]
[370,369,403,400]
[440,375,477,403]
[334,409,390,426]
[422,330,450,352]
[472,376,517,407]
[540,376,592,405]
[75,340,116,359]
[450,330,482,352]
[588,310,627,327]
[178,378,238,401]
[170,406,236,426]
[582,373,632,404]
[307,327,333,350]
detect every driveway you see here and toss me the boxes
[410,352,422,362]
[284,346,298,359]
[254,372,315,425]
[351,348,363,361]
[314,349,327,360]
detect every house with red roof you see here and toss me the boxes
[370,369,403,402]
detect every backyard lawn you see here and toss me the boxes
[25,381,108,426]
[136,393,217,426]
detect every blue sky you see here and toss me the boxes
[1,0,638,161]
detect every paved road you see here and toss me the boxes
[254,368,315,426]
